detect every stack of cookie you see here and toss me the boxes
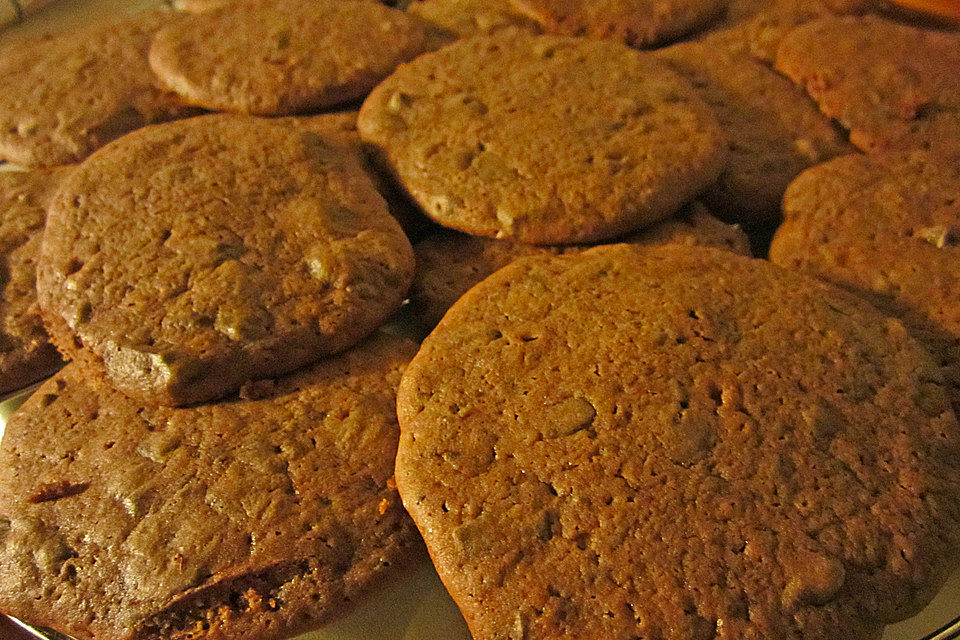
[0,3,442,639]
[1,0,959,639]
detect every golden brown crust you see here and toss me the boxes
[508,0,727,48]
[396,244,960,640]
[0,168,70,395]
[276,112,431,241]
[37,115,414,406]
[709,0,873,62]
[775,15,960,154]
[171,0,235,13]
[358,32,727,245]
[0,10,196,168]
[410,203,751,327]
[771,150,960,411]
[149,0,444,116]
[655,34,852,224]
[408,0,542,37]
[171,0,381,13]
[0,334,423,640]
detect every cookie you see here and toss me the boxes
[618,202,751,254]
[172,0,381,13]
[172,0,237,13]
[770,150,960,410]
[37,114,414,407]
[407,0,541,38]
[711,0,870,63]
[725,0,873,23]
[396,243,960,640]
[410,203,750,328]
[277,112,432,241]
[775,15,960,154]
[276,111,361,140]
[655,34,852,224]
[508,0,727,48]
[0,10,194,167]
[0,333,422,640]
[358,32,727,245]
[0,168,70,395]
[149,0,444,116]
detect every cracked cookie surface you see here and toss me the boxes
[0,333,421,640]
[37,114,414,406]
[396,243,960,640]
[358,32,726,244]
[0,10,194,168]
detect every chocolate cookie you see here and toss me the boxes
[655,34,852,223]
[0,10,193,167]
[0,168,70,395]
[0,333,422,640]
[358,32,727,244]
[410,203,750,328]
[37,115,414,407]
[407,0,541,38]
[396,243,960,640]
[771,150,960,410]
[775,15,960,154]
[149,0,443,116]
[508,0,727,48]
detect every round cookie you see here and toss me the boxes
[655,33,852,224]
[37,114,414,407]
[0,10,194,167]
[771,150,960,411]
[396,243,960,640]
[708,0,872,63]
[410,203,750,328]
[149,0,444,116]
[407,0,542,38]
[0,333,422,640]
[775,15,960,154]
[0,167,71,395]
[358,32,727,245]
[507,0,727,48]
